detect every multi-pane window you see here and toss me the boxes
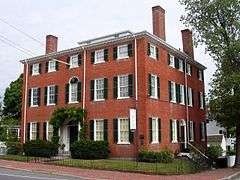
[118,75,129,98]
[70,55,79,68]
[32,64,40,75]
[149,44,157,59]
[48,60,56,72]
[47,85,56,105]
[31,88,39,107]
[198,70,203,81]
[117,44,129,59]
[94,78,104,101]
[171,120,178,143]
[95,49,105,63]
[47,122,53,141]
[70,83,78,103]
[186,63,191,76]
[170,81,176,103]
[169,54,175,68]
[118,118,129,144]
[150,75,158,98]
[199,92,204,109]
[187,87,193,107]
[152,118,159,143]
[189,121,194,142]
[94,120,104,141]
[30,122,37,140]
[179,59,184,72]
[180,85,185,105]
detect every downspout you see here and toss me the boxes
[184,59,189,149]
[23,63,28,143]
[83,47,86,110]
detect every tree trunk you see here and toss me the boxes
[234,122,240,167]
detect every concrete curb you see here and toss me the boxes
[220,171,240,180]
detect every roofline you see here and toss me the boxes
[20,30,206,70]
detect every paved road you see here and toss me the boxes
[0,167,87,180]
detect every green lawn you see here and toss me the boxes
[0,154,34,162]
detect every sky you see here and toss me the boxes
[0,0,216,99]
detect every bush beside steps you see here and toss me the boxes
[138,149,174,163]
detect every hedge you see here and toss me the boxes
[206,145,223,159]
[138,149,174,163]
[70,140,109,159]
[6,142,23,155]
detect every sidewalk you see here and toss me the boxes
[0,159,239,180]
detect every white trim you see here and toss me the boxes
[187,87,193,107]
[179,84,185,105]
[48,60,56,72]
[31,87,39,107]
[200,92,204,109]
[94,49,105,64]
[151,117,159,144]
[93,119,104,141]
[69,79,79,103]
[32,63,40,76]
[186,63,191,76]
[69,54,79,69]
[47,85,56,106]
[149,43,157,59]
[117,74,130,99]
[117,118,130,144]
[150,74,158,99]
[171,119,178,143]
[94,78,105,101]
[179,59,184,72]
[170,81,176,103]
[117,44,129,60]
[169,54,175,68]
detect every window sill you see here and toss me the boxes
[117,56,129,60]
[48,70,56,73]
[149,55,157,60]
[68,101,79,104]
[69,66,79,69]
[171,141,178,144]
[117,142,130,145]
[169,65,175,68]
[94,61,105,65]
[179,103,185,106]
[201,139,205,142]
[93,99,105,102]
[150,96,158,100]
[30,105,39,108]
[47,103,56,106]
[170,100,177,104]
[151,142,159,144]
[32,73,40,76]
[187,105,193,107]
[117,96,130,100]
[200,107,204,110]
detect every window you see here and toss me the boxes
[94,120,104,141]
[118,75,129,98]
[151,118,159,143]
[169,54,175,68]
[186,63,191,76]
[171,120,178,143]
[47,85,56,105]
[117,44,129,59]
[47,122,53,141]
[201,122,206,141]
[118,118,129,144]
[150,75,158,98]
[169,81,176,103]
[198,70,203,81]
[180,84,185,105]
[149,44,157,59]
[199,92,204,109]
[94,78,104,101]
[95,49,105,64]
[189,121,194,142]
[32,64,40,75]
[70,55,79,68]
[187,87,193,107]
[30,122,37,140]
[69,77,79,103]
[179,59,184,72]
[48,60,56,72]
[31,88,39,107]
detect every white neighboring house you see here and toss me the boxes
[207,134,227,156]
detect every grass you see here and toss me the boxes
[0,154,34,162]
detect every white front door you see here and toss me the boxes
[60,126,70,152]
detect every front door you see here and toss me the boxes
[69,126,78,147]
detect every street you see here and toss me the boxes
[0,167,87,180]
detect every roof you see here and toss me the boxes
[207,134,224,143]
[20,30,206,70]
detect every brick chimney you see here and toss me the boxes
[181,29,194,59]
[152,6,166,41]
[46,35,58,54]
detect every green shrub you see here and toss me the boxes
[206,145,223,159]
[138,149,174,163]
[23,140,58,158]
[6,142,23,155]
[227,149,235,156]
[70,140,109,159]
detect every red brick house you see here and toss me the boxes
[20,5,207,158]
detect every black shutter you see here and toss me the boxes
[188,121,191,141]
[158,118,161,143]
[66,56,70,69]
[30,65,33,75]
[91,52,95,64]
[129,120,134,144]
[204,122,207,140]
[168,53,170,65]
[55,85,58,105]
[37,88,41,106]
[113,77,118,98]
[147,43,150,56]
[113,47,118,59]
[190,65,193,75]
[174,57,179,69]
[56,61,59,71]
[149,118,152,143]
[90,120,94,140]
[197,69,200,79]
[128,74,133,97]
[104,49,108,61]
[148,74,152,96]
[156,47,159,60]
[104,119,108,142]
[65,83,69,104]
[177,120,180,142]
[113,119,118,143]
[36,122,40,139]
[183,60,186,72]
[192,89,194,107]
[39,64,42,74]
[200,123,203,141]
[78,54,82,66]
[193,122,196,141]
[203,93,206,109]
[168,81,172,101]
[28,89,31,107]
[27,123,30,141]
[90,80,94,101]
[128,44,133,57]
[45,62,49,73]
[77,81,81,102]
[43,122,47,141]
[170,120,173,142]
[176,84,180,103]
[44,87,48,105]
[198,92,201,108]
[157,76,160,99]
[104,78,108,99]
[202,70,204,82]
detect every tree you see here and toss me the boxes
[3,74,23,120]
[179,0,240,166]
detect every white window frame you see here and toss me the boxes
[149,44,157,59]
[48,60,56,72]
[189,121,194,142]
[171,120,178,143]
[70,54,79,69]
[94,119,104,141]
[170,81,176,103]
[201,122,205,141]
[198,70,203,81]
[94,49,105,64]
[169,54,175,68]
[94,78,105,101]
[118,118,130,144]
[31,87,39,107]
[30,122,37,140]
[117,75,129,99]
[200,92,204,109]
[179,84,185,105]
[69,81,78,104]
[150,74,158,99]
[46,122,53,141]
[187,87,193,107]
[179,59,184,72]
[47,85,56,106]
[117,44,129,60]
[151,117,159,144]
[186,63,191,76]
[32,63,40,75]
